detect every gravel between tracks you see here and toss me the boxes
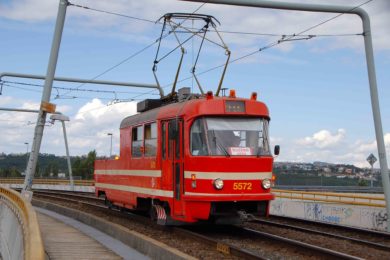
[190,226,331,260]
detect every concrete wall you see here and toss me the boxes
[270,198,388,231]
[0,201,24,260]
[1,183,94,193]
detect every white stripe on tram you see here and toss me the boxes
[184,192,271,197]
[95,169,161,177]
[95,183,174,198]
[184,171,272,180]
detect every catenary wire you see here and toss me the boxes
[1,82,151,102]
[1,80,158,95]
[4,1,372,103]
[63,1,208,97]
[68,1,361,38]
[68,2,157,24]
[64,0,366,100]
[213,30,363,37]
[150,0,374,96]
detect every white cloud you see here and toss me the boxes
[64,99,138,156]
[0,0,57,22]
[296,128,346,149]
[0,96,14,106]
[273,130,390,168]
[0,98,138,156]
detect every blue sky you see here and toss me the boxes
[0,0,389,167]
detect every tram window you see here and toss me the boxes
[132,126,143,157]
[176,124,180,159]
[190,117,271,156]
[162,123,166,159]
[190,119,208,156]
[145,123,157,157]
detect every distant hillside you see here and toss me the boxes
[0,153,67,172]
[0,151,97,179]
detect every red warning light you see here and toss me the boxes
[251,92,257,101]
[206,91,213,100]
[229,89,236,98]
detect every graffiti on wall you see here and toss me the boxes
[373,211,388,229]
[303,203,353,224]
[271,199,387,231]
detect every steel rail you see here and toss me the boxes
[252,218,390,251]
[235,226,362,260]
[269,215,390,238]
[33,190,103,204]
[32,193,105,208]
[172,227,266,260]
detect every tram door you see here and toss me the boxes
[162,119,184,217]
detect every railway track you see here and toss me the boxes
[30,190,390,259]
[251,216,390,251]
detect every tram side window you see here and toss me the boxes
[190,118,208,156]
[132,126,143,157]
[145,123,157,157]
[162,123,166,159]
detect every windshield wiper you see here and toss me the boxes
[257,135,265,157]
[256,147,263,157]
[211,130,230,157]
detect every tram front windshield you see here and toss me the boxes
[190,117,271,156]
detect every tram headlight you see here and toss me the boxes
[213,178,224,190]
[262,179,271,190]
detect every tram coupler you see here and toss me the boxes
[237,210,254,221]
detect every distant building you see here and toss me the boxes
[58,172,66,178]
[345,168,353,174]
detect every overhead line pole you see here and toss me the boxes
[181,0,390,232]
[21,0,69,199]
[13,0,164,198]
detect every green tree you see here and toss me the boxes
[83,150,96,179]
[10,167,21,178]
[358,179,368,186]
[71,150,96,180]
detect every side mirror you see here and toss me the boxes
[274,145,280,156]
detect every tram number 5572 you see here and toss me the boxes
[233,182,252,190]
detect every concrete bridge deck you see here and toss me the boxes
[36,207,149,260]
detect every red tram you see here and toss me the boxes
[94,89,279,224]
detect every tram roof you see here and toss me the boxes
[120,97,269,129]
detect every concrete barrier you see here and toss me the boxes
[0,183,94,193]
[0,187,45,260]
[270,198,388,231]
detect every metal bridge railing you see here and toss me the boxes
[0,186,45,260]
[0,178,94,186]
[273,189,386,208]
